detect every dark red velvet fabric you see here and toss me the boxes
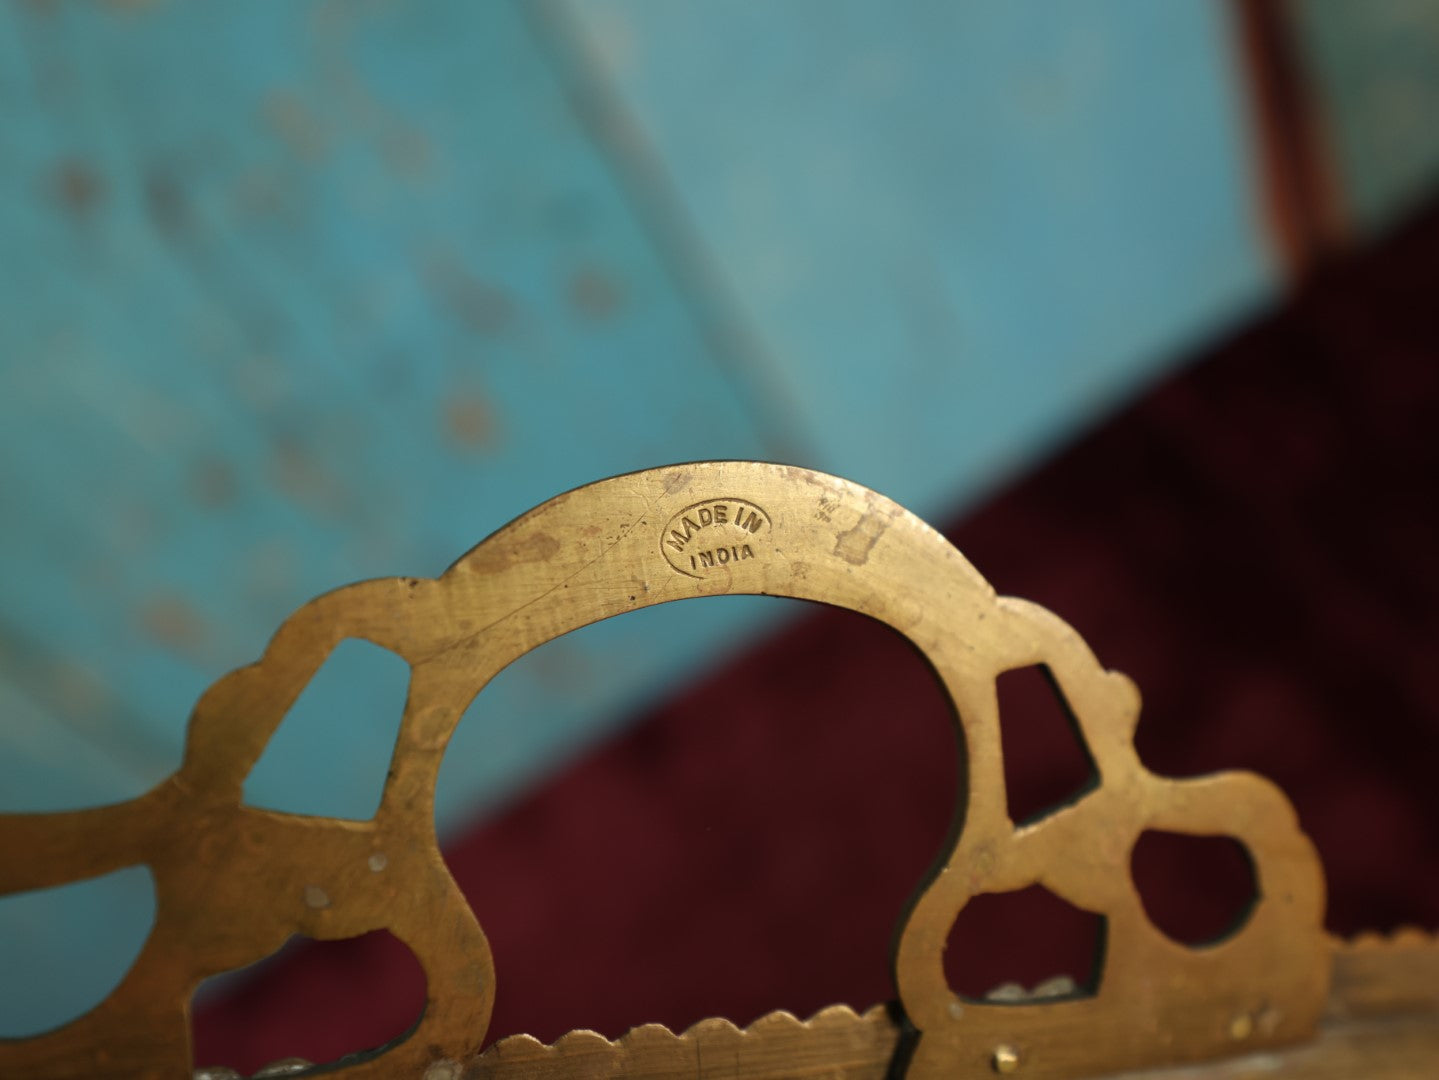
[194,203,1439,1073]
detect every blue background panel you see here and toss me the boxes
[0,0,1286,1038]
[0,0,778,822]
[556,0,1276,514]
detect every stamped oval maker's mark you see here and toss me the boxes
[660,498,772,578]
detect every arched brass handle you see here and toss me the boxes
[0,462,1330,1079]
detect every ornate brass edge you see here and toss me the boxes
[469,1004,899,1080]
[0,463,1395,1079]
[460,930,1439,1080]
[1335,926,1438,951]
[1329,926,1439,1024]
[460,926,1439,1080]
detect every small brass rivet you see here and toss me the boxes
[368,852,388,872]
[992,1044,1020,1073]
[303,884,330,910]
[948,1000,965,1020]
[1229,1013,1254,1040]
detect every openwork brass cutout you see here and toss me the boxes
[0,462,1429,1079]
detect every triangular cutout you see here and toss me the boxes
[996,665,1098,825]
[244,639,410,820]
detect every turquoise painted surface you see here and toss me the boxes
[0,0,1279,1036]
[0,867,155,1039]
[0,0,779,816]
[1293,0,1439,232]
[556,0,1275,516]
[0,0,780,1034]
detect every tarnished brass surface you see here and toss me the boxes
[0,461,1403,1078]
